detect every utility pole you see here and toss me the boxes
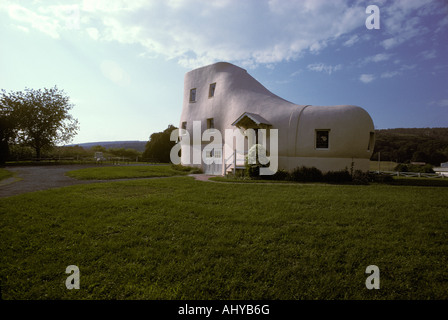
[378,152,380,173]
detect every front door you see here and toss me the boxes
[203,147,222,175]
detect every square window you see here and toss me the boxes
[189,88,196,102]
[181,121,187,130]
[316,130,329,149]
[209,83,216,98]
[207,118,214,130]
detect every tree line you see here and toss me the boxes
[372,128,448,166]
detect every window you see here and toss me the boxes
[181,121,187,130]
[209,83,216,98]
[368,131,375,151]
[207,118,214,130]
[189,88,196,102]
[316,130,329,149]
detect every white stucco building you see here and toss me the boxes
[178,62,375,175]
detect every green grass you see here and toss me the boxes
[0,168,14,181]
[210,176,295,184]
[1,177,447,300]
[65,165,191,180]
[212,175,448,187]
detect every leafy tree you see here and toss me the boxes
[0,86,79,159]
[143,125,177,163]
[0,100,18,165]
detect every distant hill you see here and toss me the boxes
[69,141,147,152]
[372,127,448,165]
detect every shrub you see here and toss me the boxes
[351,170,370,185]
[259,168,290,181]
[245,144,269,179]
[245,164,260,178]
[323,169,352,184]
[272,169,290,181]
[369,173,394,183]
[290,166,323,182]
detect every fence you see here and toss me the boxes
[370,171,446,179]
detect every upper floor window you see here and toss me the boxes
[316,130,329,149]
[189,88,196,102]
[209,83,216,98]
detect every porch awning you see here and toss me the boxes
[231,112,272,129]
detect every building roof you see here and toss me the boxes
[231,112,272,129]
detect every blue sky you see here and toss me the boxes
[1,0,447,145]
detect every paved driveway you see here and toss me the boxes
[0,165,214,198]
[0,165,109,198]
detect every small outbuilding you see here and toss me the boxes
[178,62,375,175]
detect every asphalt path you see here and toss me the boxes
[0,164,214,198]
[0,165,112,198]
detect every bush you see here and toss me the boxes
[290,166,323,182]
[323,169,352,184]
[272,169,290,181]
[369,173,394,183]
[258,168,290,181]
[245,144,270,179]
[351,170,370,185]
[245,164,261,178]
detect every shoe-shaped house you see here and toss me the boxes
[178,62,375,175]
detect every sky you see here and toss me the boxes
[0,0,447,145]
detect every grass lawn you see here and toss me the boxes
[0,177,447,300]
[0,168,13,182]
[65,165,192,180]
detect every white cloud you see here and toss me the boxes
[428,99,448,108]
[360,74,375,83]
[6,4,61,38]
[379,64,417,79]
[0,0,368,68]
[307,63,342,75]
[1,0,444,68]
[343,34,359,47]
[420,50,437,60]
[363,53,393,64]
[370,53,392,63]
[381,71,400,78]
[100,60,131,86]
[379,0,436,50]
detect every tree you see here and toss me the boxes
[0,86,79,159]
[143,124,177,163]
[0,98,19,165]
